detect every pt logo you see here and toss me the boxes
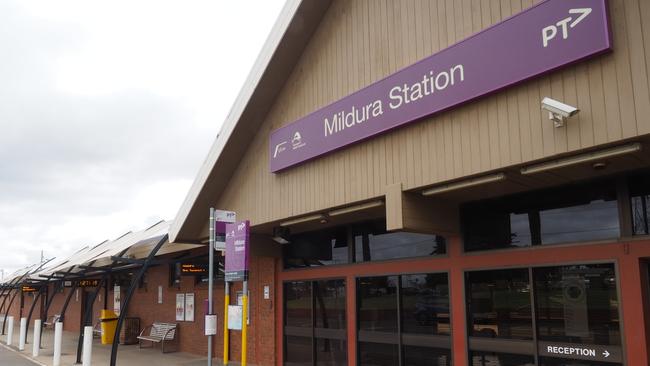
[273,141,287,158]
[542,8,592,48]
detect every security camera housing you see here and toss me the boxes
[541,97,580,128]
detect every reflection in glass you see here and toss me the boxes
[285,281,312,328]
[534,264,620,345]
[463,179,620,252]
[539,200,619,244]
[401,273,450,335]
[403,346,451,366]
[539,357,622,366]
[631,195,650,235]
[466,269,533,340]
[283,228,348,268]
[358,342,399,366]
[355,231,446,262]
[315,338,346,366]
[314,280,346,329]
[285,336,312,366]
[630,170,650,236]
[470,351,535,366]
[358,276,398,332]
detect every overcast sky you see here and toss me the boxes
[0,0,285,277]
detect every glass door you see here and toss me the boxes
[284,279,347,366]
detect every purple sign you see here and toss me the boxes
[269,0,611,172]
[224,220,250,282]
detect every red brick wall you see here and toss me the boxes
[1,252,277,365]
[114,253,276,365]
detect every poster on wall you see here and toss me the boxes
[185,293,195,322]
[227,305,242,330]
[175,293,186,321]
[113,285,121,315]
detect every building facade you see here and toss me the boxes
[7,1,650,366]
[170,0,650,365]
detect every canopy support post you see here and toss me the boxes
[109,234,168,366]
[75,276,106,364]
[24,288,44,342]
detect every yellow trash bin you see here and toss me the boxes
[100,309,118,345]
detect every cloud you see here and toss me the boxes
[0,0,284,276]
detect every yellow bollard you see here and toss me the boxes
[223,289,229,365]
[241,290,248,366]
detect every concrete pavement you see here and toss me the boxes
[0,343,41,365]
[1,323,215,366]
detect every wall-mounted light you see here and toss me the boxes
[272,227,290,245]
[520,143,642,175]
[422,173,506,196]
[279,213,327,227]
[328,200,384,216]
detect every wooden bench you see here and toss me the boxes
[137,322,178,353]
[43,314,61,328]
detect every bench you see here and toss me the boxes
[137,322,178,353]
[43,314,61,328]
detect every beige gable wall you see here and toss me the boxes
[215,0,650,227]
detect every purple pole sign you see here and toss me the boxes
[225,220,250,282]
[269,0,612,172]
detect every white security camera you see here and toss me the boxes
[541,97,579,128]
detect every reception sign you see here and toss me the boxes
[224,220,250,282]
[269,0,611,172]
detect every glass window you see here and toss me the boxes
[401,273,450,335]
[358,342,399,366]
[358,276,398,332]
[315,338,347,366]
[284,280,346,366]
[314,280,346,329]
[355,230,446,262]
[403,346,451,366]
[466,269,533,340]
[285,336,312,366]
[630,171,650,236]
[463,179,620,252]
[466,264,623,366]
[283,220,446,268]
[283,228,349,268]
[285,281,312,328]
[470,351,535,366]
[538,357,621,366]
[357,274,451,366]
[533,264,620,346]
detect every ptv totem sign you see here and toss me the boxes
[224,221,250,282]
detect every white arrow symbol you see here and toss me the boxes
[603,350,610,358]
[569,8,592,28]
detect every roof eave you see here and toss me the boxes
[170,0,332,242]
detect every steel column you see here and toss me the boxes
[24,288,44,342]
[76,277,105,364]
[109,234,168,366]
